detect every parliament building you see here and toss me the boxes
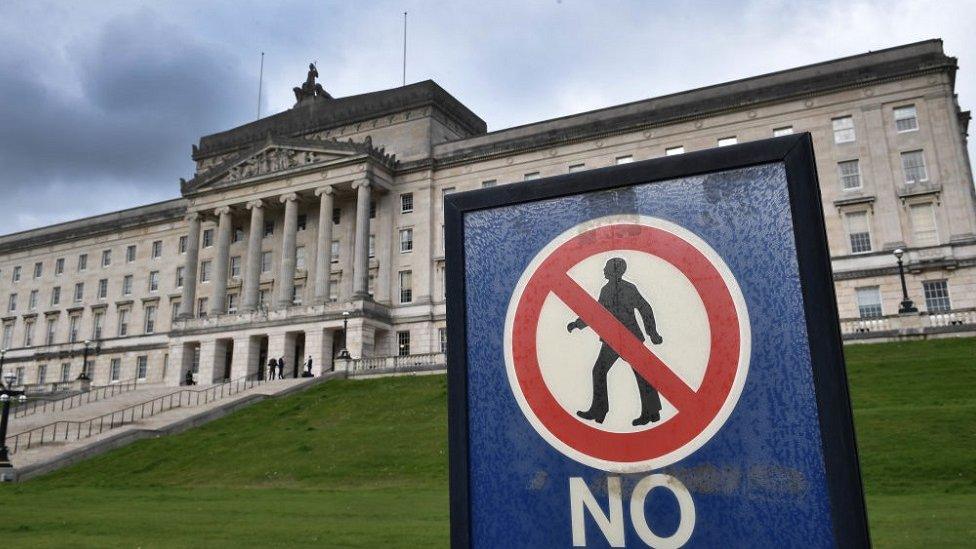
[1,39,973,389]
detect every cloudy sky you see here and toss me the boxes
[0,0,972,235]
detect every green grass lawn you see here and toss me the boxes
[0,338,972,547]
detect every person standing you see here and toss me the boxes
[277,356,285,379]
[267,358,277,380]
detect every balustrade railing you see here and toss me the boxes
[347,352,446,374]
[840,307,976,336]
[13,379,139,419]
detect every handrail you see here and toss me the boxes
[12,379,140,419]
[9,373,268,455]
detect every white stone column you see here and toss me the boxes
[313,186,335,305]
[197,339,219,385]
[276,192,299,308]
[178,212,201,318]
[242,200,265,312]
[304,327,334,376]
[351,177,372,299]
[210,206,233,314]
[230,335,259,379]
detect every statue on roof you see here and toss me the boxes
[293,62,332,103]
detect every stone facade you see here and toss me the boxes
[0,39,973,387]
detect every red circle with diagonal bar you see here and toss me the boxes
[506,218,749,470]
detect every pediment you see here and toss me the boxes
[221,145,349,183]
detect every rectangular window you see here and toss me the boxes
[55,258,64,275]
[7,293,16,312]
[439,327,447,354]
[37,364,47,384]
[330,241,339,262]
[401,193,414,213]
[291,285,303,306]
[665,146,684,156]
[773,126,794,137]
[482,179,498,188]
[838,160,861,190]
[12,265,21,282]
[568,163,586,173]
[909,203,939,246]
[176,266,184,288]
[136,355,148,380]
[200,260,212,282]
[615,155,634,164]
[399,228,414,253]
[122,275,133,296]
[45,318,57,345]
[833,116,856,144]
[2,323,13,348]
[369,200,376,219]
[230,256,241,278]
[233,228,244,243]
[901,150,928,184]
[33,262,43,279]
[101,249,112,267]
[397,330,411,356]
[922,280,951,313]
[68,315,80,342]
[332,208,341,225]
[226,293,238,313]
[98,278,108,299]
[151,240,163,258]
[894,105,918,133]
[78,253,87,272]
[845,211,872,254]
[51,286,60,306]
[856,286,883,319]
[328,276,339,303]
[260,251,272,273]
[197,297,208,318]
[23,320,34,347]
[399,270,413,304]
[93,311,104,339]
[295,247,306,270]
[149,271,160,292]
[28,290,38,310]
[60,363,71,382]
[263,221,274,237]
[15,367,24,386]
[202,228,214,247]
[524,172,540,181]
[74,283,84,303]
[110,358,121,382]
[179,235,188,254]
[259,289,271,308]
[297,215,307,231]
[717,137,737,147]
[144,305,156,334]
[171,301,180,321]
[369,235,375,259]
[118,309,129,336]
[126,244,137,262]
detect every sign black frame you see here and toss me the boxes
[444,133,870,548]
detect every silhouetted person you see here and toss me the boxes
[277,357,285,379]
[302,355,314,377]
[267,358,277,380]
[567,257,664,426]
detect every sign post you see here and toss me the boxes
[445,134,869,548]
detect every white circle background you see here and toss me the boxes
[503,214,752,473]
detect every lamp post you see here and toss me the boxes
[0,348,6,380]
[77,339,97,381]
[893,248,918,314]
[1,371,27,472]
[337,311,351,359]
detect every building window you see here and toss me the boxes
[28,290,38,310]
[149,271,160,292]
[909,203,939,246]
[568,164,586,173]
[439,327,447,354]
[901,150,928,184]
[179,235,188,254]
[615,155,634,164]
[176,266,185,288]
[45,318,57,345]
[68,315,80,342]
[230,256,241,278]
[297,215,307,231]
[74,283,84,303]
[101,249,112,267]
[144,305,156,333]
[77,253,87,272]
[98,279,108,300]
[401,193,414,213]
[295,247,306,270]
[665,146,684,156]
[894,105,918,133]
[856,286,883,319]
[60,363,71,382]
[202,228,214,247]
[37,364,47,384]
[191,347,200,374]
[93,311,104,339]
[399,228,413,253]
[922,280,951,313]
[773,126,794,137]
[12,266,21,282]
[7,293,16,312]
[136,355,148,380]
[397,330,411,356]
[15,367,24,386]
[233,228,245,243]
[399,270,413,304]
[524,172,540,181]
[291,285,303,306]
[118,309,130,336]
[23,319,34,347]
[328,276,339,303]
[33,262,43,279]
[110,358,121,382]
[151,240,163,258]
[332,208,341,225]
[330,241,339,262]
[127,245,137,262]
[260,251,273,273]
[845,211,872,254]
[482,179,497,188]
[259,289,270,308]
[2,323,13,348]
[51,286,61,306]
[200,260,212,282]
[55,258,64,275]
[226,293,238,313]
[368,235,375,259]
[717,137,737,147]
[197,298,208,317]
[838,160,861,190]
[264,220,274,237]
[122,275,133,296]
[833,116,856,144]
[171,301,180,321]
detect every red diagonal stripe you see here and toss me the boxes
[551,273,700,414]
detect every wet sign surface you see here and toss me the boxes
[445,135,869,548]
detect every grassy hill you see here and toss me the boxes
[0,338,973,547]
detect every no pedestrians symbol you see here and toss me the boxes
[504,215,751,472]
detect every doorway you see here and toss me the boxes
[222,340,234,381]
[257,336,269,380]
[292,332,305,378]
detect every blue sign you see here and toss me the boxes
[445,135,870,548]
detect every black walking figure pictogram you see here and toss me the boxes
[567,257,665,426]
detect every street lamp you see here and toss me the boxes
[337,311,351,359]
[893,248,918,314]
[77,339,97,381]
[0,348,6,380]
[1,371,27,472]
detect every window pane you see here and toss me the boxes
[845,211,872,253]
[838,160,861,189]
[833,116,855,143]
[717,137,737,147]
[901,150,928,183]
[856,286,882,318]
[665,146,684,156]
[909,203,938,246]
[922,280,951,313]
[773,127,793,137]
[894,105,918,132]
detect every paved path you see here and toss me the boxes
[9,385,177,432]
